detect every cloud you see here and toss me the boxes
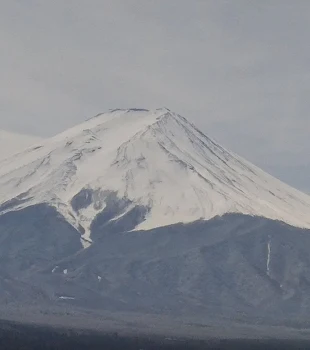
[0,0,309,192]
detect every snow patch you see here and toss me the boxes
[59,296,75,300]
[80,237,92,249]
[52,266,59,273]
[267,239,271,277]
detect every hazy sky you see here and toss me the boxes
[0,0,309,193]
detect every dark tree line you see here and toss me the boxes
[0,320,308,350]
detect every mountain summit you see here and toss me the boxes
[0,108,310,247]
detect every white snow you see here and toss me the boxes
[80,237,92,249]
[0,108,310,240]
[52,266,59,273]
[267,240,271,276]
[59,296,75,300]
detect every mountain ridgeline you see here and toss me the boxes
[1,108,310,325]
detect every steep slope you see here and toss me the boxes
[0,129,42,161]
[0,108,310,248]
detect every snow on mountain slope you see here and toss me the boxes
[0,108,310,246]
[0,130,42,161]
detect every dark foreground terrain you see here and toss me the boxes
[1,319,310,350]
[3,206,310,324]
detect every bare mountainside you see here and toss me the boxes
[1,108,310,326]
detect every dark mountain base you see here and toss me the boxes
[2,204,310,325]
[1,319,310,350]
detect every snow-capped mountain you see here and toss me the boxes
[0,129,42,161]
[0,108,310,247]
[2,108,310,325]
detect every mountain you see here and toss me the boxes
[0,108,309,243]
[1,108,310,327]
[0,129,42,161]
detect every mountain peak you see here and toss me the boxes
[87,107,173,126]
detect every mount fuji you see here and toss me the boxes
[1,108,310,326]
[1,108,310,243]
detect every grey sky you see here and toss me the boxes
[0,0,309,193]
